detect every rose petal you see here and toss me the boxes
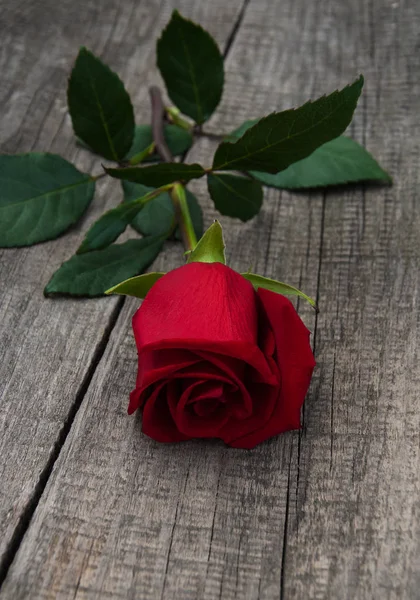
[133,262,259,351]
[186,380,224,407]
[229,290,315,449]
[129,349,200,414]
[174,379,230,437]
[142,382,190,443]
[195,352,255,420]
[137,339,278,386]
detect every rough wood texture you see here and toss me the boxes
[1,0,419,598]
[0,0,244,580]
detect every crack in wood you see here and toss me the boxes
[0,297,124,589]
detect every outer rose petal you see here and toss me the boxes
[133,262,259,351]
[229,290,316,449]
[131,262,278,399]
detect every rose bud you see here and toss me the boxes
[129,262,315,449]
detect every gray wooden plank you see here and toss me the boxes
[283,1,420,598]
[0,130,320,598]
[0,0,245,578]
[2,0,419,599]
[0,0,323,594]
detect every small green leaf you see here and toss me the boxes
[77,187,166,253]
[68,47,134,161]
[106,163,206,187]
[242,272,316,309]
[44,237,164,297]
[122,181,173,236]
[188,220,226,264]
[207,173,263,222]
[0,153,95,247]
[106,272,165,298]
[213,76,364,173]
[77,204,139,254]
[251,136,392,189]
[157,10,224,124]
[125,124,193,162]
[122,181,203,239]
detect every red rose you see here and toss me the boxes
[129,262,315,449]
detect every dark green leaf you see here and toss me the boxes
[106,163,206,187]
[225,119,259,142]
[187,220,226,264]
[44,237,164,297]
[77,188,164,253]
[242,272,316,309]
[125,124,193,161]
[157,10,224,124]
[122,181,173,235]
[207,173,263,222]
[106,272,165,298]
[212,76,364,173]
[122,181,203,239]
[68,47,134,161]
[251,136,392,189]
[0,153,95,247]
[77,204,138,254]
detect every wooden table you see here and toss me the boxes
[1,1,419,598]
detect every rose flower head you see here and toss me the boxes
[108,222,316,449]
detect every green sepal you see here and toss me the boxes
[242,272,317,309]
[187,220,226,265]
[105,272,165,298]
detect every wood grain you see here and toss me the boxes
[1,0,419,598]
[283,1,420,597]
[0,0,245,581]
[0,0,321,594]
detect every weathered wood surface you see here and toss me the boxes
[1,0,419,598]
[0,0,245,583]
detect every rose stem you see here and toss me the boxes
[171,183,197,251]
[149,85,197,252]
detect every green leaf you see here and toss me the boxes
[77,187,167,253]
[68,47,134,161]
[44,237,164,297]
[106,272,165,298]
[0,153,95,247]
[187,220,226,264]
[207,173,263,222]
[212,76,364,173]
[157,10,224,124]
[122,181,173,236]
[225,119,259,142]
[77,204,139,254]
[251,136,392,189]
[125,124,193,161]
[122,181,203,239]
[106,163,206,187]
[242,272,316,309]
